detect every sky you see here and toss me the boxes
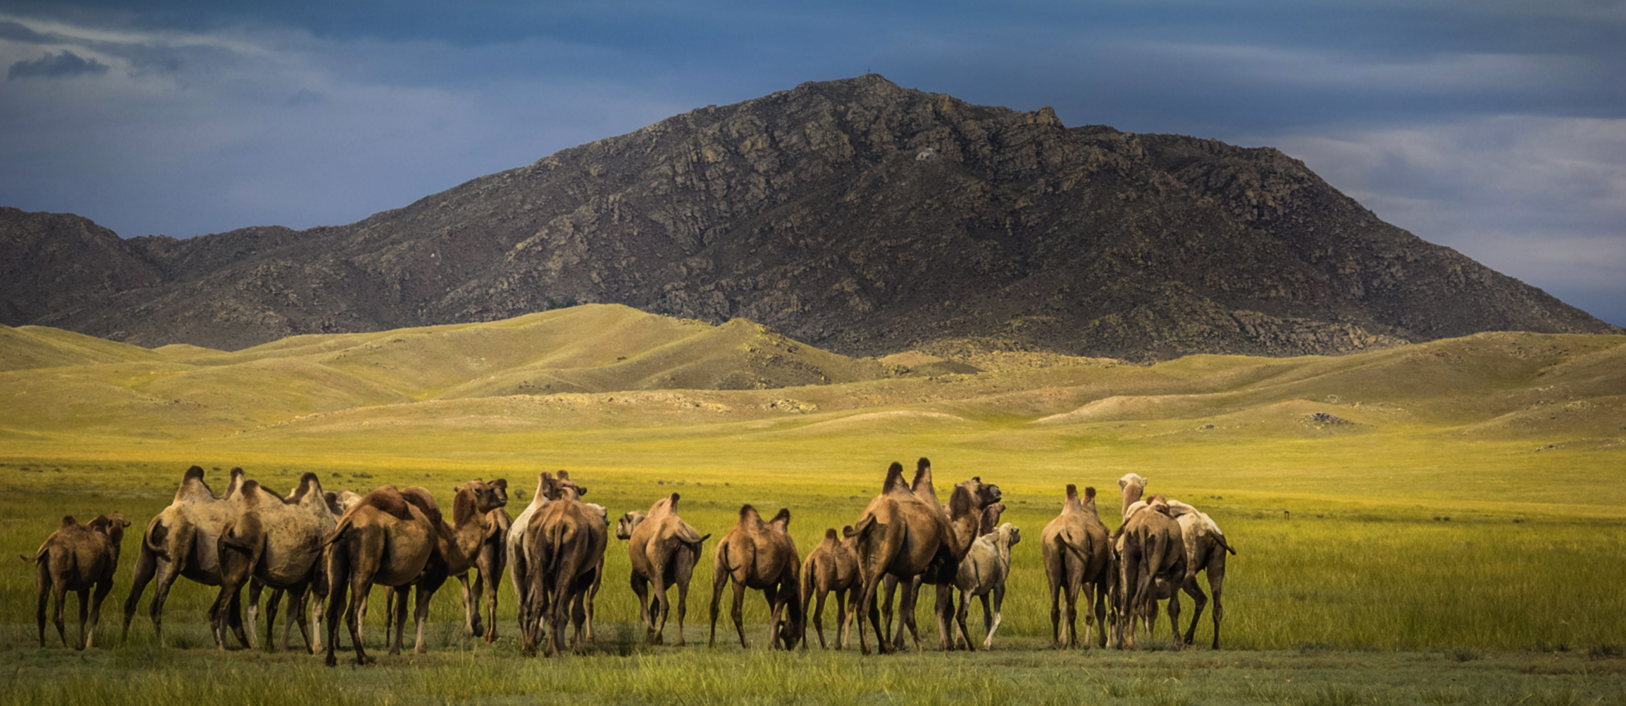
[1,0,1622,326]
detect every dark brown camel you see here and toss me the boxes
[121,465,245,646]
[322,485,440,666]
[1041,484,1112,649]
[521,474,607,657]
[24,513,131,649]
[1117,494,1189,650]
[709,505,804,650]
[800,526,860,649]
[508,470,588,640]
[381,479,507,646]
[618,493,709,645]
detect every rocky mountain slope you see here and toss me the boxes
[2,75,1617,359]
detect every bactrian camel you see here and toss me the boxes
[322,485,440,666]
[212,474,335,652]
[953,521,1019,650]
[1041,484,1112,649]
[1116,479,1189,650]
[617,493,709,645]
[710,505,804,650]
[122,465,245,646]
[381,479,506,650]
[800,525,860,649]
[521,473,607,657]
[24,513,131,649]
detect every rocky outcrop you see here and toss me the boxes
[1,75,1617,359]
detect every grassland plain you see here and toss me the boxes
[2,309,1625,704]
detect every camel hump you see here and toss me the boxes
[294,472,321,498]
[401,486,442,526]
[824,527,838,541]
[1065,484,1078,500]
[917,457,931,472]
[883,462,907,493]
[1085,486,1096,499]
[60,515,76,528]
[668,492,681,508]
[769,508,791,529]
[738,504,761,523]
[183,465,205,481]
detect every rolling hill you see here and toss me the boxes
[2,75,1616,360]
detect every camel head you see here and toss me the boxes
[954,476,1002,510]
[464,479,508,514]
[540,472,585,501]
[978,502,1007,535]
[615,511,646,540]
[88,512,132,546]
[996,522,1020,549]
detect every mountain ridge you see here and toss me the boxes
[2,74,1617,359]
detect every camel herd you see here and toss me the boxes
[21,460,1235,662]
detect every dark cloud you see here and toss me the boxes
[7,50,109,79]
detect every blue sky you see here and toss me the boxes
[1,0,1622,326]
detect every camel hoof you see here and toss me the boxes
[324,654,337,667]
[357,656,375,666]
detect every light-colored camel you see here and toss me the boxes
[869,459,1003,653]
[710,505,804,650]
[521,474,607,657]
[800,526,860,649]
[618,493,709,645]
[322,485,440,666]
[211,474,335,652]
[507,470,588,639]
[250,488,361,652]
[381,479,506,649]
[1042,484,1113,649]
[1117,490,1188,650]
[1157,496,1236,648]
[121,465,245,646]
[953,522,1020,650]
[24,513,131,649]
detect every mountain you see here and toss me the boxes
[1,74,1617,360]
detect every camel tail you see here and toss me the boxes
[321,514,356,548]
[1216,533,1237,556]
[144,517,172,561]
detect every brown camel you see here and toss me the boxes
[211,474,336,652]
[24,513,131,649]
[508,470,588,640]
[861,459,1001,653]
[474,485,512,643]
[710,505,803,650]
[1041,484,1113,649]
[382,479,508,646]
[800,526,860,649]
[121,465,246,646]
[1117,492,1189,650]
[322,485,440,666]
[617,493,710,645]
[521,474,607,657]
[1159,498,1236,649]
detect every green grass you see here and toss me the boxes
[2,312,1625,703]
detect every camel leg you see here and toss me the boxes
[245,581,261,650]
[707,570,726,648]
[1047,568,1064,647]
[468,572,484,639]
[764,585,784,650]
[630,573,652,639]
[227,588,250,649]
[1065,576,1083,650]
[811,587,828,649]
[1166,593,1183,649]
[323,547,347,666]
[1208,560,1226,650]
[937,584,962,651]
[953,589,971,650]
[1182,573,1207,647]
[51,580,69,648]
[388,585,409,656]
[839,588,857,650]
[981,590,998,650]
[34,561,49,647]
[414,582,434,655]
[86,580,112,649]
[75,588,90,650]
[880,574,898,643]
[120,544,155,643]
[731,580,749,649]
[650,567,671,645]
[674,576,692,648]
[146,563,184,648]
[382,587,398,652]
[482,564,500,644]
[456,574,477,638]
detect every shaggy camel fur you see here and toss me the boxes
[212,474,335,652]
[1042,484,1113,649]
[122,465,245,646]
[24,513,131,649]
[507,471,586,639]
[848,461,997,654]
[521,475,607,657]
[710,505,804,650]
[1117,490,1188,650]
[250,488,360,652]
[381,479,506,648]
[322,485,440,666]
[1160,499,1236,649]
[953,522,1020,650]
[800,526,860,649]
[618,493,709,646]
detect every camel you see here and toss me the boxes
[617,493,709,646]
[211,474,336,652]
[881,497,1008,647]
[952,522,1020,650]
[800,526,860,649]
[249,488,362,652]
[1041,484,1113,649]
[508,470,590,639]
[24,513,131,649]
[521,473,607,657]
[855,459,1001,653]
[382,479,508,646]
[1116,491,1189,650]
[710,505,803,650]
[473,486,512,643]
[121,465,246,646]
[322,485,440,666]
[1140,487,1236,649]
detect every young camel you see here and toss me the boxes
[522,473,607,657]
[617,493,709,645]
[800,526,860,649]
[953,522,1020,650]
[211,474,337,652]
[1041,484,1112,649]
[382,479,506,649]
[24,513,131,649]
[1117,493,1189,650]
[710,505,804,650]
[122,466,246,646]
[322,485,440,666]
